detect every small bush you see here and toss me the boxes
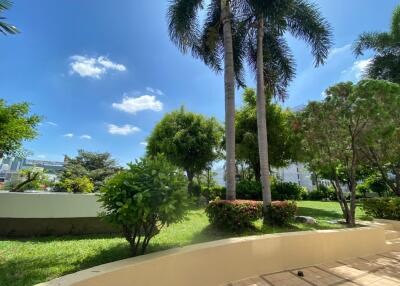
[264,201,297,226]
[236,180,262,200]
[363,174,390,197]
[202,185,226,201]
[61,176,94,193]
[99,155,188,256]
[271,181,305,200]
[361,197,400,220]
[205,200,262,231]
[308,185,336,201]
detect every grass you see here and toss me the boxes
[0,201,369,286]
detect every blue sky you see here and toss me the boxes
[0,0,398,165]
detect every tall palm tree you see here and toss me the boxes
[240,1,332,213]
[0,0,19,35]
[168,0,242,200]
[353,5,400,84]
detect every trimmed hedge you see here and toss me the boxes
[264,201,297,226]
[236,179,306,201]
[361,197,400,220]
[205,200,262,231]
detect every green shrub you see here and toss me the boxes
[264,201,297,226]
[356,184,371,198]
[308,185,336,201]
[364,174,390,197]
[205,200,262,231]
[202,185,226,201]
[271,181,305,200]
[62,176,94,193]
[99,155,188,256]
[361,197,400,220]
[236,179,262,200]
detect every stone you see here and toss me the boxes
[295,215,317,225]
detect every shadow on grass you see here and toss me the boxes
[297,206,342,220]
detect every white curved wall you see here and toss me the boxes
[36,226,386,286]
[0,191,103,218]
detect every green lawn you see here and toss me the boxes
[0,201,369,286]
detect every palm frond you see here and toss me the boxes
[167,0,203,54]
[0,0,18,35]
[247,27,296,101]
[353,32,393,56]
[286,0,332,66]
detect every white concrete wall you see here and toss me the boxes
[0,191,103,218]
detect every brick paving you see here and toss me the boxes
[228,250,400,286]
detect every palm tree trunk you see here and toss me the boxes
[221,0,236,200]
[256,18,272,211]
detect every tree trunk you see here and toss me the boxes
[221,0,236,200]
[333,175,353,225]
[10,172,40,192]
[394,168,400,196]
[187,170,194,197]
[255,18,272,214]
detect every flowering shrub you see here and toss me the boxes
[205,200,262,231]
[264,201,297,226]
[361,198,400,220]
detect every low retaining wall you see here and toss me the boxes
[0,192,118,237]
[37,226,386,286]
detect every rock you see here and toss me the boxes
[295,216,317,225]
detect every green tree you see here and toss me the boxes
[353,5,400,83]
[0,99,41,159]
[60,150,120,192]
[168,0,242,200]
[147,108,223,196]
[356,80,400,195]
[298,80,397,226]
[236,88,298,181]
[99,155,187,256]
[0,0,19,36]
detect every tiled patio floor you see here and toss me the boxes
[227,251,400,286]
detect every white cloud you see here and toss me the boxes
[80,134,92,140]
[146,87,164,96]
[112,94,163,114]
[140,141,148,146]
[107,124,140,135]
[341,58,373,80]
[69,55,126,79]
[46,121,58,126]
[37,154,46,159]
[328,44,351,60]
[63,133,74,138]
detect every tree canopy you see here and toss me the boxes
[0,99,41,158]
[61,150,120,192]
[236,88,299,181]
[147,107,223,195]
[297,79,400,225]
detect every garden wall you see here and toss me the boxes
[0,192,118,237]
[36,226,386,286]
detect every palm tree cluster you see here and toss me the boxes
[353,5,400,84]
[167,0,332,216]
[0,0,19,35]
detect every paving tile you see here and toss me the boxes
[337,257,383,272]
[380,251,400,261]
[318,262,367,280]
[361,255,400,269]
[290,267,348,286]
[352,272,400,286]
[262,271,311,286]
[230,276,272,286]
